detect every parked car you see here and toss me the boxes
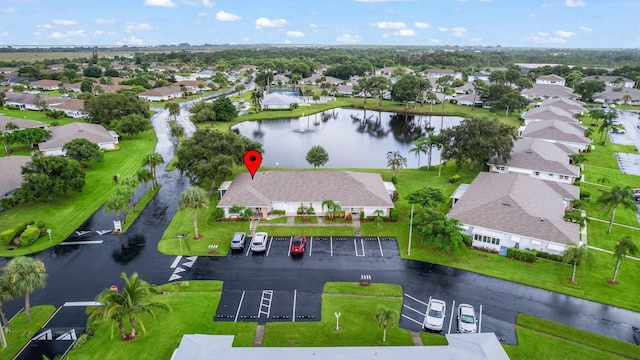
[290,236,306,255]
[230,232,246,250]
[634,188,640,202]
[250,232,269,252]
[457,304,477,333]
[423,298,446,331]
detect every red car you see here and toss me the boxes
[290,236,306,255]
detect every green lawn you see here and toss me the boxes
[0,106,78,125]
[65,281,256,360]
[0,130,157,256]
[262,282,413,347]
[255,226,355,237]
[260,216,288,224]
[0,305,57,359]
[323,282,403,297]
[294,216,318,224]
[504,314,640,360]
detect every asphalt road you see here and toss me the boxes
[2,104,640,359]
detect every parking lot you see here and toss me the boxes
[230,235,400,258]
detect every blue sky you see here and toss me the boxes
[0,0,637,48]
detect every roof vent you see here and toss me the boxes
[540,217,544,221]
[501,203,511,206]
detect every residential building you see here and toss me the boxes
[425,69,463,81]
[521,83,575,100]
[260,93,299,110]
[49,99,88,118]
[448,172,580,255]
[583,75,635,89]
[487,137,580,184]
[0,116,47,131]
[0,156,31,199]
[29,79,61,91]
[467,70,491,83]
[174,80,210,92]
[519,119,591,152]
[535,74,566,86]
[4,92,68,111]
[217,171,395,219]
[521,105,576,125]
[537,97,585,115]
[38,123,119,156]
[454,93,482,107]
[137,86,183,102]
[593,87,640,105]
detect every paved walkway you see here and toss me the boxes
[411,331,424,346]
[588,245,640,261]
[587,216,640,231]
[253,324,265,347]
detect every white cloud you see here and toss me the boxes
[469,37,482,42]
[414,22,430,29]
[394,29,415,36]
[183,0,215,6]
[0,8,15,13]
[255,17,286,29]
[95,18,116,25]
[202,0,214,7]
[438,27,448,32]
[555,30,575,38]
[565,0,585,7]
[286,31,305,37]
[336,33,361,43]
[50,32,65,39]
[525,31,568,44]
[198,11,212,17]
[382,33,390,38]
[49,29,85,39]
[36,24,52,29]
[284,39,292,44]
[54,19,77,25]
[429,38,441,44]
[451,27,467,36]
[242,37,250,42]
[216,11,240,21]
[579,25,593,32]
[93,30,104,36]
[144,0,177,7]
[541,2,559,7]
[125,23,152,33]
[373,21,406,29]
[127,36,144,45]
[66,29,85,36]
[309,23,318,29]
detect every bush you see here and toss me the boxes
[462,235,472,247]
[345,213,352,222]
[19,226,41,247]
[580,190,590,201]
[308,206,315,214]
[392,190,399,202]
[506,248,537,263]
[359,211,365,221]
[389,208,399,221]
[270,210,286,215]
[448,175,461,183]
[213,208,225,219]
[0,228,18,246]
[36,220,47,236]
[536,251,563,262]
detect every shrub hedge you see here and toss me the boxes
[19,226,41,247]
[506,248,537,263]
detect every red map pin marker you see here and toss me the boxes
[243,150,262,179]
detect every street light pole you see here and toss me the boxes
[408,205,414,256]
[334,312,341,331]
[47,229,52,242]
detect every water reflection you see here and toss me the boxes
[232,108,464,168]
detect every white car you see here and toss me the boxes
[423,298,446,331]
[250,232,269,252]
[457,304,477,333]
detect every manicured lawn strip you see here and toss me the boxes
[262,292,413,347]
[66,281,255,360]
[583,164,639,187]
[256,226,354,237]
[260,216,288,224]
[505,314,640,360]
[158,193,249,256]
[420,332,449,346]
[323,282,402,297]
[0,305,56,359]
[157,280,223,292]
[121,185,161,233]
[294,216,318,224]
[0,130,157,257]
[587,220,639,251]
[580,182,639,227]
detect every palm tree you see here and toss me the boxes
[322,199,336,219]
[408,137,429,168]
[104,193,128,224]
[562,242,589,284]
[169,122,185,144]
[119,175,140,213]
[119,272,170,338]
[136,168,154,192]
[180,186,209,239]
[386,151,407,181]
[621,94,633,106]
[143,152,164,187]
[1,257,47,322]
[610,236,638,284]
[596,186,637,233]
[0,279,13,335]
[165,102,180,121]
[375,307,397,343]
[251,88,264,111]
[424,131,441,170]
[569,153,587,165]
[373,209,385,228]
[88,287,127,340]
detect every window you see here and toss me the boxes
[534,171,540,176]
[473,233,500,246]
[531,240,542,245]
[548,174,554,177]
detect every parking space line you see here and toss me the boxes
[448,300,456,334]
[354,238,364,256]
[292,289,297,322]
[404,293,429,306]
[170,256,182,268]
[245,242,251,256]
[377,237,384,256]
[402,313,424,326]
[309,236,313,256]
[258,290,273,318]
[266,237,273,256]
[479,304,483,333]
[361,238,365,256]
[234,291,245,322]
[330,236,333,256]
[287,236,292,257]
[402,304,426,316]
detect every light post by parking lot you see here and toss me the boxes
[47,229,52,242]
[334,312,341,331]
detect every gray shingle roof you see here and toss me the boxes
[522,105,576,122]
[521,120,590,144]
[488,137,580,177]
[521,83,575,98]
[594,87,640,101]
[538,97,585,114]
[38,122,116,150]
[261,93,299,106]
[0,116,47,131]
[0,155,31,196]
[448,172,580,244]
[218,171,394,208]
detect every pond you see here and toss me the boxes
[232,108,465,169]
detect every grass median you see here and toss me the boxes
[0,305,57,359]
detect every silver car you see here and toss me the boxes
[424,298,446,331]
[250,232,269,252]
[457,304,477,333]
[230,232,246,250]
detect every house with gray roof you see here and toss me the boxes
[583,75,635,89]
[521,83,575,100]
[170,333,509,360]
[38,122,119,156]
[448,172,580,255]
[519,119,591,152]
[487,138,580,184]
[593,87,640,105]
[535,74,566,86]
[454,92,482,107]
[537,97,585,115]
[217,171,394,219]
[29,79,61,90]
[49,99,88,118]
[521,105,577,125]
[425,69,463,81]
[0,155,31,199]
[0,116,47,131]
[4,92,69,111]
[261,93,299,110]
[137,86,183,102]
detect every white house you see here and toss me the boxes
[537,97,585,115]
[519,119,591,152]
[137,86,183,102]
[0,116,47,131]
[448,172,580,255]
[261,93,299,110]
[487,137,580,184]
[4,92,68,111]
[29,79,61,91]
[535,74,566,86]
[454,93,482,107]
[593,87,640,105]
[425,69,463,81]
[49,99,88,119]
[217,171,394,219]
[38,123,119,156]
[467,71,491,83]
[521,105,577,125]
[583,75,635,89]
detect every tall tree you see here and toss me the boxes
[610,236,638,284]
[169,122,185,145]
[63,138,104,165]
[391,74,421,109]
[368,76,391,107]
[306,145,329,169]
[354,76,372,103]
[104,192,128,224]
[596,186,637,233]
[575,80,606,102]
[13,128,50,149]
[562,242,589,284]
[16,156,85,202]
[179,186,209,240]
[424,131,441,170]
[143,152,164,188]
[211,96,238,121]
[250,88,264,111]
[408,136,429,168]
[375,307,397,343]
[84,93,150,127]
[164,102,180,121]
[436,75,454,109]
[414,209,467,254]
[405,187,446,208]
[111,113,151,137]
[439,115,516,170]
[0,279,13,335]
[136,168,154,191]
[1,257,47,322]
[386,150,407,181]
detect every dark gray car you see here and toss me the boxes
[230,232,246,250]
